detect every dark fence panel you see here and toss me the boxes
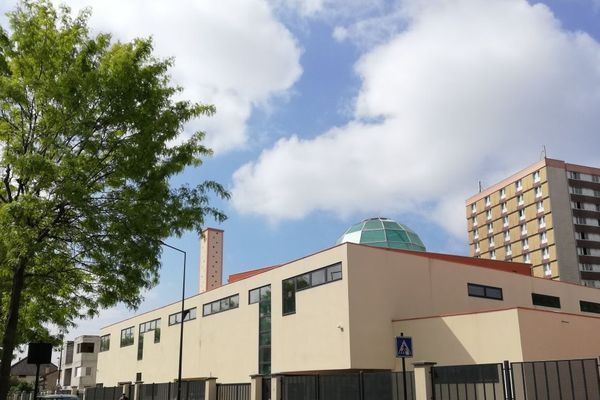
[85,386,121,400]
[281,371,415,400]
[282,375,317,400]
[216,383,250,400]
[363,371,415,400]
[262,378,271,400]
[432,363,505,400]
[511,359,600,400]
[138,381,205,400]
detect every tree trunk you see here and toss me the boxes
[0,262,27,400]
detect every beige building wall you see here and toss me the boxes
[97,245,351,385]
[97,243,600,386]
[345,244,600,371]
[393,309,525,366]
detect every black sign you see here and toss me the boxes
[27,342,52,365]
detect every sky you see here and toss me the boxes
[2,0,600,359]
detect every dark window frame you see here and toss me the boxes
[76,342,95,353]
[580,300,600,314]
[467,283,503,300]
[99,335,110,352]
[120,326,134,347]
[249,285,271,304]
[168,307,197,326]
[531,293,561,309]
[202,294,240,317]
[282,262,343,316]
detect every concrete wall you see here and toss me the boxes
[393,309,524,367]
[346,244,600,370]
[97,245,350,385]
[546,165,580,283]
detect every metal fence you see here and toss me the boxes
[138,381,205,400]
[511,359,600,400]
[281,371,415,400]
[216,383,250,400]
[432,358,600,400]
[432,363,506,400]
[8,392,34,400]
[85,386,132,400]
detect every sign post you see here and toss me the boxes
[395,333,413,400]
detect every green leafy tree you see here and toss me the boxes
[0,1,228,396]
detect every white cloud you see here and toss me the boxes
[1,0,302,153]
[232,0,600,237]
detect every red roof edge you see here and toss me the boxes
[228,265,280,283]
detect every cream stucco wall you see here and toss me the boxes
[97,245,350,386]
[96,242,600,387]
[393,309,524,367]
[345,244,600,371]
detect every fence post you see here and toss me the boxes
[270,375,282,400]
[413,361,436,400]
[358,372,364,400]
[152,383,155,400]
[250,375,263,400]
[503,361,513,400]
[205,377,217,400]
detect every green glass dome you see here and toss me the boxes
[336,217,426,251]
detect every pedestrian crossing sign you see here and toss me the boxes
[395,336,413,358]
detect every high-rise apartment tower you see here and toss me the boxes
[465,158,600,288]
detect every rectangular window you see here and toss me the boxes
[580,300,600,314]
[504,230,510,242]
[501,202,507,213]
[505,244,512,256]
[517,194,524,205]
[578,247,590,256]
[120,327,134,347]
[516,180,523,191]
[472,216,477,226]
[136,373,142,382]
[538,216,546,228]
[490,249,496,260]
[523,252,530,263]
[520,224,527,235]
[542,247,550,259]
[168,307,197,326]
[502,216,509,227]
[518,209,525,220]
[203,294,240,317]
[473,229,479,240]
[471,203,477,213]
[535,186,542,198]
[99,335,110,352]
[467,283,503,300]
[249,285,271,304]
[486,210,492,220]
[500,188,506,199]
[543,263,552,277]
[593,175,600,183]
[137,332,144,361]
[474,242,480,253]
[487,223,493,234]
[540,232,547,244]
[522,238,529,250]
[139,318,161,343]
[532,293,561,308]
[533,170,540,182]
[282,262,343,315]
[571,187,583,195]
[76,342,95,353]
[537,201,544,212]
[569,171,581,180]
[485,196,491,206]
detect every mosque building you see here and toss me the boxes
[83,217,600,388]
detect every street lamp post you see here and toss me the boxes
[160,241,187,400]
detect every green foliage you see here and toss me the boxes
[9,378,34,392]
[0,0,228,358]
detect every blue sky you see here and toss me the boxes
[3,0,600,347]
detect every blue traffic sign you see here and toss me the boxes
[395,336,413,358]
